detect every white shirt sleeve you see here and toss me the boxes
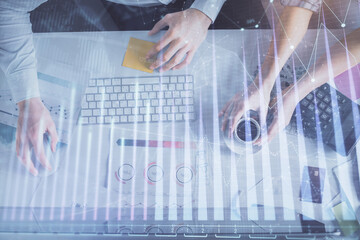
[190,0,227,23]
[0,1,47,103]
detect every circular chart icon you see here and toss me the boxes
[176,166,194,184]
[147,165,164,182]
[118,164,135,181]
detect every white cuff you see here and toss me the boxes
[7,69,40,103]
[190,0,226,23]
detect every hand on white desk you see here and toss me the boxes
[16,97,58,176]
[219,82,271,137]
[146,8,211,72]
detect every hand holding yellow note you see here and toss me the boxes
[122,37,156,73]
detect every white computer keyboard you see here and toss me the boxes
[80,75,195,124]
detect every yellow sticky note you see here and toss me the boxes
[122,37,156,73]
[332,202,360,236]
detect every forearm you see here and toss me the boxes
[259,6,313,89]
[0,1,45,103]
[295,28,360,100]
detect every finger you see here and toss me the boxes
[18,139,38,176]
[257,112,279,145]
[160,45,188,72]
[47,122,58,152]
[148,16,168,36]
[30,131,52,171]
[230,105,245,133]
[219,99,233,117]
[172,49,195,70]
[147,30,174,61]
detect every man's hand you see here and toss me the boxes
[146,8,212,72]
[219,82,271,136]
[16,97,58,176]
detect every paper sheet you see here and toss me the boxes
[122,37,156,73]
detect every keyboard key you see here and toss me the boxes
[175,99,182,105]
[141,92,149,99]
[89,102,96,109]
[110,93,117,101]
[113,116,120,123]
[88,79,96,87]
[138,85,145,92]
[169,84,176,90]
[316,90,325,99]
[106,86,113,93]
[151,99,159,106]
[80,117,89,124]
[81,109,92,117]
[104,101,112,108]
[104,79,111,86]
[167,99,175,106]
[184,83,193,90]
[123,77,159,85]
[175,114,183,121]
[160,114,167,121]
[165,91,172,98]
[308,103,315,111]
[173,91,180,98]
[112,78,121,85]
[320,113,329,121]
[122,86,129,92]
[145,85,152,91]
[152,114,159,121]
[176,84,183,90]
[163,106,170,113]
[89,117,96,124]
[97,79,104,86]
[98,87,106,93]
[161,77,170,83]
[325,107,332,114]
[129,85,136,92]
[157,92,164,99]
[301,99,309,107]
[108,108,116,115]
[183,98,193,105]
[185,76,193,82]
[126,93,133,100]
[178,76,185,83]
[170,76,177,83]
[120,101,127,107]
[118,93,125,100]
[318,102,326,110]
[128,100,135,107]
[87,94,94,101]
[97,116,104,124]
[153,84,160,91]
[116,108,123,115]
[85,87,97,94]
[323,95,331,103]
[306,93,314,101]
[149,92,156,99]
[120,116,127,122]
[105,116,112,123]
[81,101,88,109]
[114,86,121,93]
[132,108,139,115]
[124,108,131,115]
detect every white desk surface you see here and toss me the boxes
[0,29,358,232]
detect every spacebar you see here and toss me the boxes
[122,77,160,85]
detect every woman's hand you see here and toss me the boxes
[219,82,271,136]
